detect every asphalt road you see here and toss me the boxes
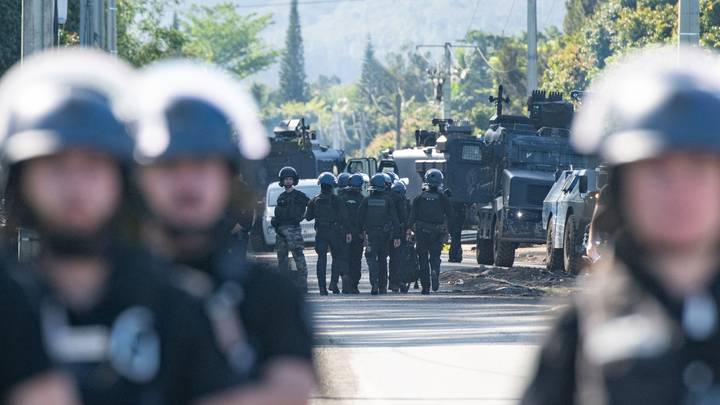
[254,248,567,405]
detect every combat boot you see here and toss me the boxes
[421,287,430,295]
[371,286,379,295]
[329,282,340,294]
[319,287,328,296]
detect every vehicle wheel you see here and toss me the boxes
[563,214,582,275]
[493,219,516,268]
[546,217,564,272]
[475,230,494,265]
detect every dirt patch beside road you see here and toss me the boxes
[441,245,579,297]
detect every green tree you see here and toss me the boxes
[0,0,21,76]
[279,0,308,103]
[117,0,185,67]
[182,3,278,79]
[564,0,602,34]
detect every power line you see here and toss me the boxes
[542,0,558,29]
[236,0,365,9]
[471,45,519,74]
[500,0,517,36]
[463,0,482,39]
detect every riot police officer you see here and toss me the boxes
[0,272,80,405]
[305,172,351,295]
[272,166,311,291]
[359,173,401,295]
[521,47,720,405]
[340,173,366,294]
[0,49,238,405]
[387,175,409,292]
[130,61,315,404]
[411,169,453,294]
[390,180,415,293]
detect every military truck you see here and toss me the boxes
[543,166,608,274]
[375,119,484,263]
[249,118,346,251]
[473,87,588,267]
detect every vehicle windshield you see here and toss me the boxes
[267,184,321,207]
[510,139,587,169]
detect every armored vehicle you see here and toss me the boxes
[543,166,608,274]
[473,87,588,267]
[249,118,346,251]
[374,119,485,263]
[255,118,346,186]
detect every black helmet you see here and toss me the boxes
[128,61,269,166]
[391,180,406,196]
[279,166,299,186]
[0,49,134,165]
[337,172,350,188]
[349,173,364,188]
[572,46,720,166]
[318,172,337,186]
[382,172,393,187]
[424,169,444,187]
[370,173,387,190]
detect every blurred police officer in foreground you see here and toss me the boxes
[339,173,365,294]
[129,61,315,404]
[359,173,400,295]
[0,272,80,405]
[272,166,311,292]
[411,169,452,294]
[0,49,238,405]
[521,47,720,405]
[305,172,351,295]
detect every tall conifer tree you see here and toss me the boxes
[279,0,308,103]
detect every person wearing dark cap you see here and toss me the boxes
[359,173,401,295]
[305,172,351,295]
[521,47,720,405]
[0,49,240,405]
[411,169,453,294]
[273,166,311,291]
[129,61,315,405]
[340,173,366,293]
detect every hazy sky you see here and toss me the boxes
[183,0,567,87]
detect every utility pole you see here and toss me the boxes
[527,0,538,96]
[416,42,454,120]
[107,0,117,55]
[80,0,106,48]
[21,0,55,60]
[442,42,452,120]
[678,0,700,52]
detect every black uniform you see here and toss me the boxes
[272,189,310,289]
[522,239,720,405]
[358,190,400,293]
[339,187,365,292]
[388,191,409,291]
[175,236,314,382]
[305,190,350,292]
[0,270,53,399]
[411,187,453,292]
[14,247,239,405]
